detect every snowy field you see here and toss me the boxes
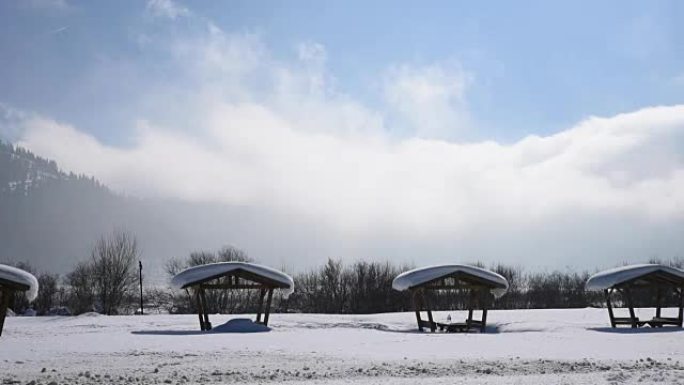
[2,308,684,384]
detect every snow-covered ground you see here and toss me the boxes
[2,308,684,384]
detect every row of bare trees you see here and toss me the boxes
[7,231,139,315]
[281,259,599,313]
[150,256,684,315]
[6,231,684,315]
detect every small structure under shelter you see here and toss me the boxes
[171,262,294,331]
[0,264,38,336]
[392,264,508,333]
[586,264,684,328]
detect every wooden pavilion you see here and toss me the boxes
[0,264,38,336]
[171,262,294,331]
[586,264,684,328]
[392,265,508,333]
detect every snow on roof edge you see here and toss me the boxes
[392,264,509,298]
[585,264,684,291]
[0,264,39,301]
[171,262,294,297]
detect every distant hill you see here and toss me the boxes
[0,141,123,270]
[0,141,288,283]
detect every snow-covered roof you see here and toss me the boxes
[171,262,294,296]
[585,264,684,291]
[0,264,38,301]
[392,264,509,298]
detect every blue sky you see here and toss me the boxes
[2,0,684,269]
[2,0,683,143]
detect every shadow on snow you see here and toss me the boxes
[131,318,271,336]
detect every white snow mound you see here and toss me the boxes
[210,318,271,333]
[171,262,294,297]
[0,264,38,301]
[585,263,684,291]
[392,264,509,298]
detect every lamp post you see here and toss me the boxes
[139,260,144,315]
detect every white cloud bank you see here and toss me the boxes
[8,17,684,268]
[17,104,684,237]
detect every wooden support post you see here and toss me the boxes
[481,291,489,333]
[412,290,423,332]
[624,288,638,328]
[195,289,205,331]
[263,288,274,326]
[466,289,475,330]
[0,288,10,337]
[605,289,616,328]
[200,288,211,330]
[679,287,684,327]
[655,286,662,320]
[422,290,435,332]
[481,308,488,333]
[256,288,266,324]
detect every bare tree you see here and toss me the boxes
[90,232,139,315]
[66,261,95,314]
[217,246,252,262]
[35,273,59,315]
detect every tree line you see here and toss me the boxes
[4,231,683,316]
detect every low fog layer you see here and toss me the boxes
[8,106,684,282]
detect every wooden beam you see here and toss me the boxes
[0,278,29,292]
[200,283,267,290]
[412,290,423,332]
[679,286,684,327]
[255,288,266,323]
[481,309,488,333]
[263,288,274,326]
[466,289,475,330]
[481,291,489,333]
[423,284,501,291]
[623,288,638,328]
[421,289,435,332]
[655,286,662,323]
[200,288,211,330]
[418,271,507,291]
[605,289,616,328]
[195,289,205,331]
[0,288,10,337]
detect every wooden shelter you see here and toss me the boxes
[171,262,294,331]
[0,264,38,337]
[392,265,508,333]
[586,264,684,328]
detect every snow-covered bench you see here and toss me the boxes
[0,264,38,336]
[586,264,684,329]
[172,262,294,331]
[392,265,509,333]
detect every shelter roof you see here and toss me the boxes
[586,264,684,291]
[392,264,509,297]
[0,264,38,301]
[171,262,294,296]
